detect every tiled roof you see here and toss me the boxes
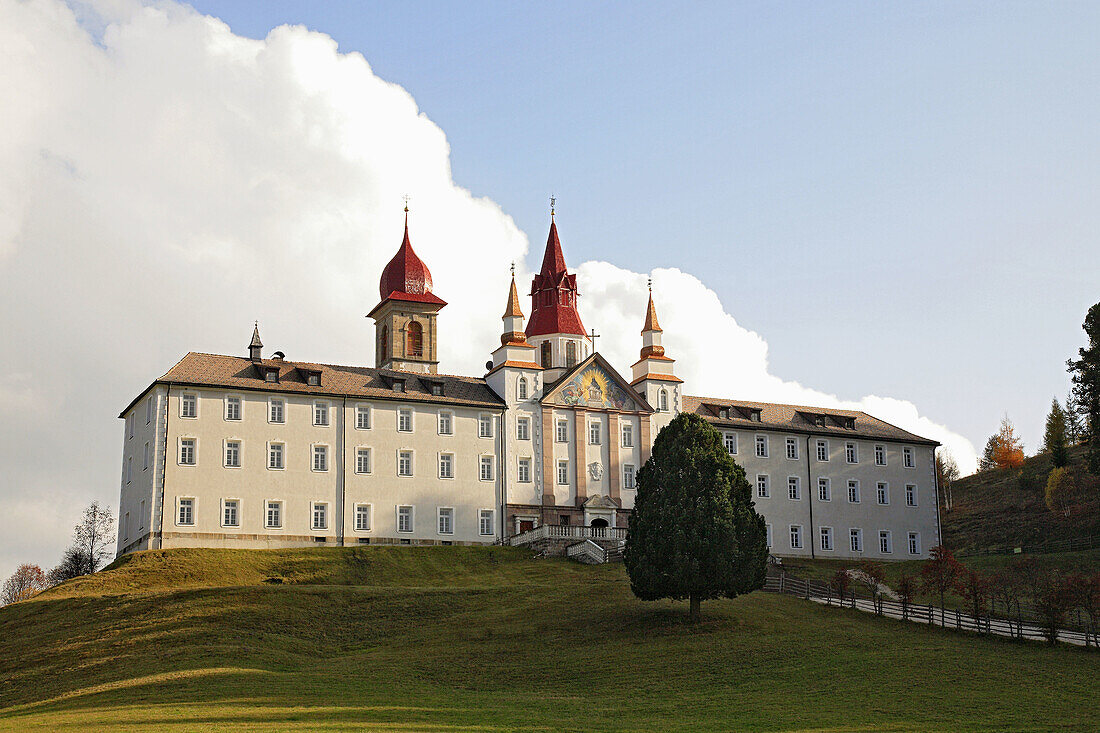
[682,395,938,445]
[121,352,506,416]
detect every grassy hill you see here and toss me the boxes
[942,444,1100,554]
[2,547,1098,732]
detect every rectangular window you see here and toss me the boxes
[313,401,329,426]
[877,482,889,505]
[177,498,194,525]
[438,411,453,435]
[179,438,196,465]
[269,398,285,424]
[875,444,887,466]
[146,396,153,424]
[621,424,634,447]
[556,419,568,443]
[225,440,241,468]
[820,526,833,551]
[908,532,921,555]
[438,507,454,535]
[225,396,241,421]
[785,437,799,460]
[126,457,132,483]
[479,509,494,536]
[850,528,863,553]
[724,432,737,456]
[398,409,412,433]
[845,442,858,464]
[818,477,831,502]
[755,435,768,458]
[269,443,284,470]
[143,442,150,470]
[479,456,493,481]
[478,414,493,438]
[879,530,892,554]
[787,476,801,501]
[906,484,917,507]
[517,417,530,441]
[312,445,328,472]
[397,505,413,533]
[789,525,803,550]
[623,464,636,490]
[127,414,134,439]
[903,446,915,468]
[356,405,371,429]
[356,447,371,474]
[223,499,239,527]
[848,479,860,503]
[266,501,282,529]
[181,393,197,418]
[439,453,454,479]
[518,457,532,483]
[312,503,328,531]
[589,422,601,445]
[766,524,773,549]
[558,460,569,485]
[398,450,413,477]
[816,440,829,462]
[757,474,769,498]
[355,505,372,532]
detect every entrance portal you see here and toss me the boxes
[590,518,609,529]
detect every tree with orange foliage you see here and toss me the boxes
[921,545,964,626]
[988,414,1026,469]
[2,564,46,605]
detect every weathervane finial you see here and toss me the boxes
[403,194,410,213]
[647,276,652,293]
[550,194,556,218]
[510,261,515,277]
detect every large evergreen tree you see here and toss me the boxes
[1067,302,1100,474]
[624,413,768,622]
[1042,397,1069,468]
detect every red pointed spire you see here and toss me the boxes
[526,214,585,338]
[539,218,567,276]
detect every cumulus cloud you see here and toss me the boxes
[0,0,975,582]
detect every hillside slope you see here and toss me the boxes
[942,444,1100,554]
[1,547,1097,732]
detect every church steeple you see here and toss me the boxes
[631,281,681,408]
[640,282,665,358]
[526,214,585,340]
[367,205,447,374]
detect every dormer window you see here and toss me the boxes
[749,409,761,422]
[263,367,279,383]
[814,414,826,427]
[393,380,405,393]
[719,408,729,420]
[308,374,320,386]
[424,381,443,397]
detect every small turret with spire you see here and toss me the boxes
[249,322,263,362]
[630,279,682,416]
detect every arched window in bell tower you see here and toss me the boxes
[407,321,423,358]
[540,341,552,368]
[659,388,669,412]
[379,326,388,364]
[565,340,577,367]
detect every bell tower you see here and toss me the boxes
[367,207,447,373]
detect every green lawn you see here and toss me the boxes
[1,547,1097,732]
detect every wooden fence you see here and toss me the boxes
[763,573,1098,648]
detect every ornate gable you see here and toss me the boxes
[542,354,653,413]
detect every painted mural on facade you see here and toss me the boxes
[558,367,636,411]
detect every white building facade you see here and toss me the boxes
[116,212,940,560]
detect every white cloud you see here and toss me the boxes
[0,0,975,583]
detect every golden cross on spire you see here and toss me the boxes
[647,276,652,293]
[510,261,515,276]
[550,194,556,218]
[403,194,410,213]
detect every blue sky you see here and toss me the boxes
[179,1,1099,452]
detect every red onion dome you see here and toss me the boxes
[379,216,435,300]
